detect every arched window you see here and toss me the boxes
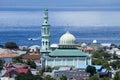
[46,41,47,45]
[43,41,44,45]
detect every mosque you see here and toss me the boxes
[40,9,92,68]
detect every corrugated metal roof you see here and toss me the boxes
[49,49,90,57]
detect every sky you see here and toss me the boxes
[0,0,120,27]
[1,0,120,9]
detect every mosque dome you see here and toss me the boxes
[59,31,76,45]
[93,40,97,43]
[81,42,87,48]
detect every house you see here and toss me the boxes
[29,45,40,52]
[6,63,29,68]
[77,65,109,78]
[54,69,90,80]
[0,48,19,64]
[22,53,41,66]
[3,68,30,77]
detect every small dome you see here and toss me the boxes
[93,40,97,43]
[81,42,87,48]
[50,44,58,48]
[59,31,76,45]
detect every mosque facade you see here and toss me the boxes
[41,9,92,68]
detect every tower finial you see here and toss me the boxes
[44,8,48,11]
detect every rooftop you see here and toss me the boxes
[0,48,19,58]
[77,46,95,51]
[4,68,30,76]
[49,49,90,57]
[22,54,41,60]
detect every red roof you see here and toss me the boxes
[22,54,41,60]
[4,68,29,76]
[77,46,95,51]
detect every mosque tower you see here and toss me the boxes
[41,8,50,51]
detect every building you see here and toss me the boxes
[77,42,95,53]
[3,68,30,77]
[29,45,40,52]
[54,69,90,80]
[0,48,19,64]
[40,9,92,68]
[77,65,109,78]
[22,53,41,67]
[41,31,91,68]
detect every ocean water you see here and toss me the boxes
[0,10,120,46]
[0,26,120,46]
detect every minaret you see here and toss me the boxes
[41,8,50,51]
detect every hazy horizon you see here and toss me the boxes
[1,0,120,27]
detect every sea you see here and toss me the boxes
[0,9,120,46]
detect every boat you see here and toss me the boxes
[28,37,40,41]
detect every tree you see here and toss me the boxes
[44,75,56,80]
[88,76,99,80]
[0,59,4,71]
[15,73,31,80]
[86,65,96,76]
[92,50,111,60]
[112,52,118,59]
[45,66,53,72]
[92,59,110,69]
[92,50,104,59]
[60,75,67,80]
[113,72,120,80]
[100,77,110,80]
[34,75,43,80]
[13,56,23,63]
[110,60,120,70]
[26,59,36,69]
[4,42,18,49]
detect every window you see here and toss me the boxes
[46,41,47,45]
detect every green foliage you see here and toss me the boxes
[13,56,23,63]
[86,65,96,76]
[112,52,118,59]
[26,59,36,69]
[110,60,120,70]
[34,75,43,80]
[0,59,4,70]
[113,71,120,80]
[45,66,53,72]
[92,59,110,69]
[100,77,110,80]
[60,75,67,80]
[88,76,99,80]
[15,72,33,80]
[4,42,18,49]
[92,50,111,60]
[92,50,104,59]
[44,75,56,80]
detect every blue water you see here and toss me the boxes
[0,26,120,46]
[1,10,120,46]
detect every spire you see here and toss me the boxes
[43,8,49,26]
